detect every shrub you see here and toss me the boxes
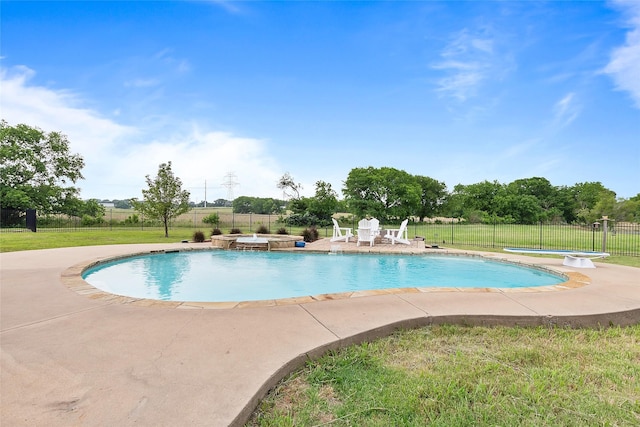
[301,226,319,242]
[255,224,269,234]
[230,228,242,234]
[81,214,104,227]
[202,212,220,226]
[193,230,205,242]
[124,214,139,224]
[276,227,288,235]
[211,228,222,235]
[286,212,323,227]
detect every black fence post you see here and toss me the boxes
[26,209,36,232]
[451,218,455,245]
[492,217,496,248]
[539,221,543,249]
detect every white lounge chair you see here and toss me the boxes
[331,218,353,243]
[356,218,375,247]
[369,218,381,237]
[385,219,410,245]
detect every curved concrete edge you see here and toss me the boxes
[231,307,640,426]
[64,248,591,309]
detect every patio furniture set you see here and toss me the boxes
[330,218,411,247]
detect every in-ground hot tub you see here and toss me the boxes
[211,234,304,250]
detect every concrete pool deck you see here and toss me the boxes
[1,240,639,426]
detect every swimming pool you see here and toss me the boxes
[81,250,565,303]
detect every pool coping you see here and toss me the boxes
[63,246,591,310]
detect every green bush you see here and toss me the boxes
[301,226,319,242]
[124,214,140,224]
[286,212,328,227]
[81,215,104,226]
[202,212,220,226]
[192,230,205,242]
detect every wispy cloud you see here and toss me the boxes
[202,0,245,15]
[154,48,191,74]
[432,27,508,102]
[124,78,161,88]
[604,0,640,108]
[0,65,133,154]
[553,92,581,128]
[0,65,284,200]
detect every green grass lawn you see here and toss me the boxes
[248,325,640,426]
[0,229,197,252]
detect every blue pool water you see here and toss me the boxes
[82,251,565,302]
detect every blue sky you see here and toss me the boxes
[1,1,639,202]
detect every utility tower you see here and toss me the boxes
[221,172,239,203]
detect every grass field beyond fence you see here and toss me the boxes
[3,208,638,257]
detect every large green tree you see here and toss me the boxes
[571,182,616,224]
[0,120,85,214]
[131,162,190,237]
[307,181,339,223]
[343,167,421,221]
[414,175,447,221]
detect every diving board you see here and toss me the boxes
[504,248,610,269]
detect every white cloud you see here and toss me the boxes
[0,65,284,200]
[552,92,581,128]
[432,28,508,102]
[120,128,283,202]
[604,0,640,108]
[1,65,134,155]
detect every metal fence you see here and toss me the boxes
[412,220,640,257]
[1,209,288,234]
[2,209,639,257]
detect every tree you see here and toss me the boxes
[0,120,85,214]
[277,172,303,200]
[307,181,339,223]
[343,167,421,221]
[232,196,282,214]
[131,162,190,237]
[414,175,447,221]
[202,212,220,228]
[571,182,616,224]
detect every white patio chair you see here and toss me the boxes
[369,218,381,237]
[330,218,353,242]
[385,219,410,245]
[356,218,375,247]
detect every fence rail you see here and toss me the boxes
[2,209,639,257]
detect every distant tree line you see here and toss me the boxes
[99,198,234,209]
[280,169,639,226]
[2,121,638,230]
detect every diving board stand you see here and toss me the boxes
[504,248,610,268]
